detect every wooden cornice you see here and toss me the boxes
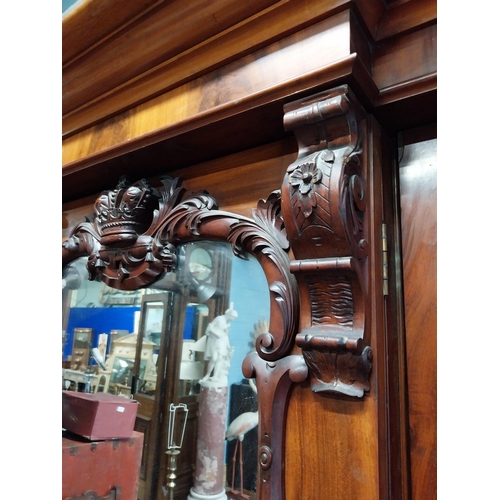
[62,11,354,168]
[62,0,165,66]
[375,0,436,41]
[62,0,436,203]
[62,0,351,138]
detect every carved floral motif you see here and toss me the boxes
[287,161,323,218]
[61,84,381,500]
[63,176,303,500]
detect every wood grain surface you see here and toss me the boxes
[62,0,350,137]
[63,0,280,114]
[62,11,351,168]
[62,0,164,65]
[399,138,437,500]
[373,24,437,91]
[285,383,379,499]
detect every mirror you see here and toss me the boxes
[62,176,304,500]
[62,240,270,499]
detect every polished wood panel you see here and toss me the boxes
[285,384,379,499]
[61,3,438,498]
[62,8,437,197]
[62,1,437,139]
[166,141,297,217]
[61,100,295,203]
[373,24,437,89]
[380,130,411,500]
[63,0,280,115]
[374,88,437,136]
[399,138,437,500]
[353,0,386,40]
[62,0,163,66]
[62,0,350,137]
[62,139,298,239]
[376,0,436,41]
[62,11,351,168]
[282,90,389,500]
[372,23,436,91]
[62,170,306,500]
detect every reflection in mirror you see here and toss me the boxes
[189,248,213,282]
[62,241,269,500]
[134,298,168,397]
[178,304,207,397]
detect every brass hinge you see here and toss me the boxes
[382,222,389,296]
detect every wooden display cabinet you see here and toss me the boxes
[100,333,156,396]
[70,328,92,371]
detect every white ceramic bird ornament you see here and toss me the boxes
[225,378,258,498]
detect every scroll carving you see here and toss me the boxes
[242,351,308,500]
[62,177,298,362]
[281,85,373,397]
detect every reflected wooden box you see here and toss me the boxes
[62,392,139,440]
[62,430,143,500]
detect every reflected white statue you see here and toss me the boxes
[188,304,238,500]
[201,304,238,385]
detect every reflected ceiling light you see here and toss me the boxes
[62,264,82,290]
[194,280,217,303]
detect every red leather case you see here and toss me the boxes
[62,392,139,440]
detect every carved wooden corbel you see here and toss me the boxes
[281,85,373,397]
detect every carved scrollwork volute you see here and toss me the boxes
[152,187,300,362]
[281,85,373,397]
[242,351,308,500]
[62,177,299,362]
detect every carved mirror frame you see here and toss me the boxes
[62,85,375,500]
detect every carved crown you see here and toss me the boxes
[94,177,160,246]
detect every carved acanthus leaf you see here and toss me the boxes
[63,176,299,362]
[252,190,289,251]
[302,345,371,397]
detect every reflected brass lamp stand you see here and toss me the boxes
[165,403,189,500]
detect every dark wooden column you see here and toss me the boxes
[280,85,408,499]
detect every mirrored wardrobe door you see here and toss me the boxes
[132,292,175,500]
